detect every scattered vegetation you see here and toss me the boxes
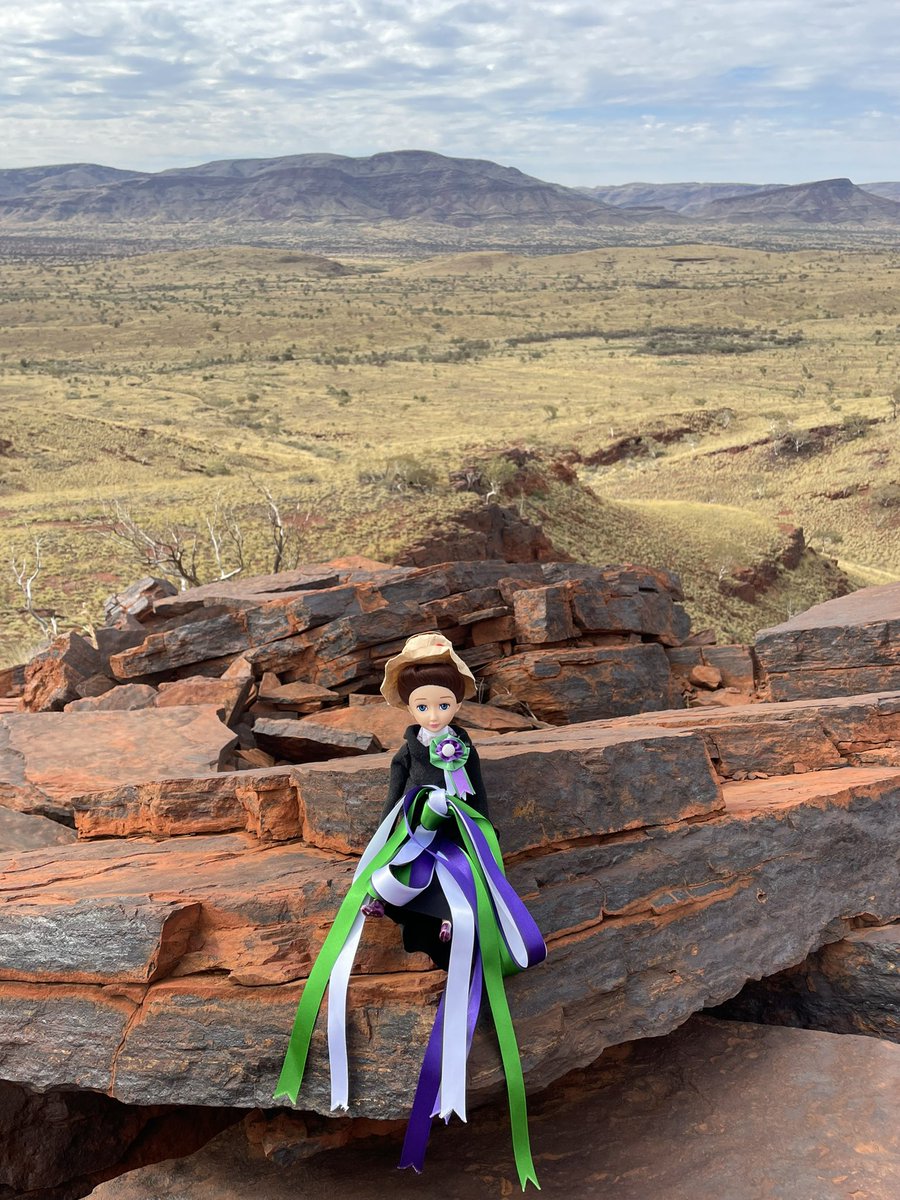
[1,240,898,661]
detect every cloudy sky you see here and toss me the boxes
[1,0,897,185]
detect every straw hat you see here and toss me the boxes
[380,632,477,708]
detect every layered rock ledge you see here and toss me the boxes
[0,563,897,1199]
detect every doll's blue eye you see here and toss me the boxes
[416,704,427,712]
[439,703,450,710]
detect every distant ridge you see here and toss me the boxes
[0,150,646,229]
[1,154,898,235]
[862,181,900,203]
[694,177,900,225]
[578,182,775,214]
[0,162,147,200]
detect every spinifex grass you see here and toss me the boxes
[1,242,897,662]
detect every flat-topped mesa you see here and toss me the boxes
[21,560,694,726]
[755,580,900,700]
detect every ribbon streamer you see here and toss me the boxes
[274,783,547,1191]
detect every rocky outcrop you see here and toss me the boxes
[88,1016,900,1200]
[1,563,899,1198]
[0,748,897,1116]
[755,581,900,699]
[22,560,694,732]
[395,503,562,567]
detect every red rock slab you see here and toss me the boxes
[72,722,722,850]
[256,678,341,710]
[155,676,253,724]
[532,690,900,778]
[151,568,343,618]
[253,718,381,761]
[755,581,900,700]
[289,706,504,751]
[0,806,77,851]
[89,1016,900,1200]
[479,643,681,723]
[0,708,237,819]
[109,585,366,680]
[0,834,423,987]
[2,765,899,1114]
[720,763,900,816]
[65,683,158,712]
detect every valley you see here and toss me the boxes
[1,238,898,663]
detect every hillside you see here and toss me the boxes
[5,237,898,665]
[696,178,900,224]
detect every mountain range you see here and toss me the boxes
[0,151,898,230]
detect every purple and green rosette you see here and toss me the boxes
[429,733,474,798]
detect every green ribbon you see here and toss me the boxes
[451,799,539,1188]
[273,819,408,1103]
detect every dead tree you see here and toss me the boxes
[9,536,64,637]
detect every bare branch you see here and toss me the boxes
[103,500,204,589]
[206,495,245,581]
[9,535,61,637]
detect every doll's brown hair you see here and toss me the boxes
[397,661,468,704]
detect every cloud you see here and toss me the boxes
[0,0,897,182]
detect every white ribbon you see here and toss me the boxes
[327,908,367,1110]
[432,858,475,1123]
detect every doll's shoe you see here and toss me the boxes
[439,919,452,943]
[361,898,385,918]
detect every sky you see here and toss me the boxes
[1,0,898,186]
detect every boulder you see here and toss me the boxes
[479,643,681,722]
[103,576,177,626]
[688,663,722,690]
[88,1016,900,1200]
[21,633,102,712]
[755,581,900,700]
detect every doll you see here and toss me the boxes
[274,633,546,1190]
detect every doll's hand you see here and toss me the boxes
[361,898,385,918]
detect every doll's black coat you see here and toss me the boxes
[377,724,489,969]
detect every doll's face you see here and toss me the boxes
[406,684,462,733]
